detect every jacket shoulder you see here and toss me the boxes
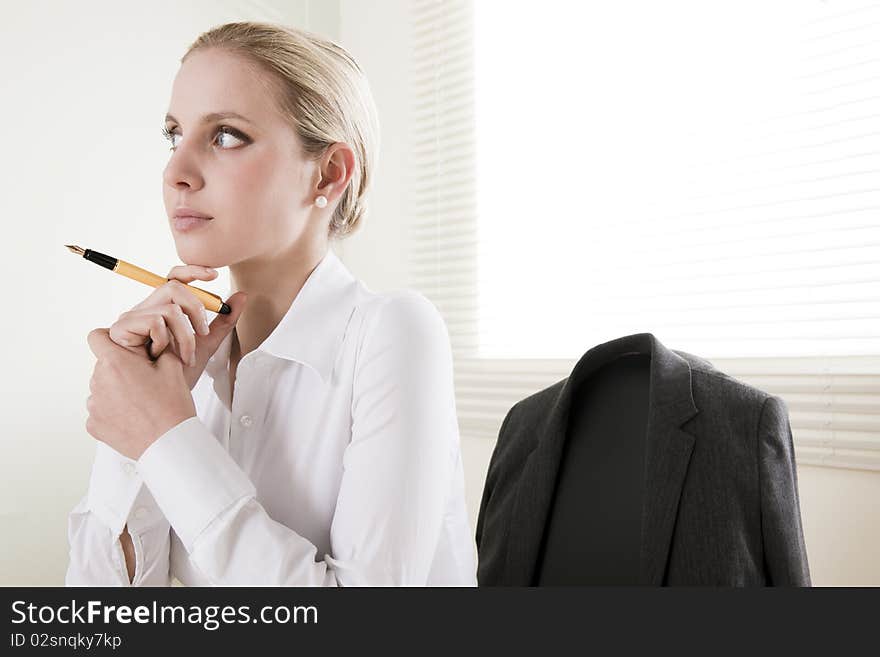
[674,350,775,422]
[504,378,566,435]
[490,378,566,468]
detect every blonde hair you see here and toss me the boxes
[183,21,380,240]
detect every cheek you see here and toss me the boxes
[224,156,286,210]
[224,160,263,199]
[161,184,173,217]
[239,160,306,222]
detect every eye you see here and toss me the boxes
[161,126,179,151]
[161,125,249,151]
[214,126,248,148]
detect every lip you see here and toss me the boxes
[173,207,213,219]
[172,216,212,232]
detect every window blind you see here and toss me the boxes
[410,0,880,471]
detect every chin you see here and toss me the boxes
[173,241,220,268]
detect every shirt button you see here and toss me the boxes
[122,462,137,476]
[133,507,148,520]
[239,414,252,427]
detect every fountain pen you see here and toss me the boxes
[65,244,231,315]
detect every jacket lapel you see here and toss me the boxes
[638,338,698,584]
[503,333,698,585]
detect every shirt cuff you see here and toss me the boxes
[136,415,256,552]
[86,441,144,536]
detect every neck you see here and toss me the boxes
[229,238,329,357]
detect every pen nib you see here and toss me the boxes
[65,244,85,256]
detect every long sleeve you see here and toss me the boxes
[757,394,811,586]
[65,441,171,586]
[135,292,464,586]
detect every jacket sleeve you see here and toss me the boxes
[757,394,811,586]
[65,441,172,587]
[475,404,515,552]
[133,292,471,586]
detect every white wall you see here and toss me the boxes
[2,0,876,586]
[335,0,414,290]
[0,0,337,586]
[797,465,880,586]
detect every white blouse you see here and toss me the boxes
[65,247,478,586]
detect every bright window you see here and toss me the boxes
[474,0,880,358]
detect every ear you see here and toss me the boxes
[316,143,356,205]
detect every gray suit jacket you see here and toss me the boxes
[475,333,811,586]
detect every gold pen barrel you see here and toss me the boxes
[114,259,227,314]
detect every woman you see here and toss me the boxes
[65,21,477,586]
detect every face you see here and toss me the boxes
[162,48,321,267]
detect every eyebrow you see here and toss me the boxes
[164,111,255,126]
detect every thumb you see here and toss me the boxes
[194,291,248,362]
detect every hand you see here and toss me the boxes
[85,328,196,460]
[107,265,247,389]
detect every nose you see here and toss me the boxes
[162,143,205,191]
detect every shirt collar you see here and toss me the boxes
[204,247,360,385]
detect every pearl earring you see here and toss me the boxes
[315,195,328,208]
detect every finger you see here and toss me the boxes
[192,291,249,365]
[86,328,114,359]
[158,302,197,365]
[144,337,156,361]
[130,279,211,338]
[122,304,194,364]
[130,263,217,309]
[146,316,173,360]
[166,264,218,284]
[110,312,173,358]
[162,280,211,337]
[109,313,157,348]
[165,332,186,365]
